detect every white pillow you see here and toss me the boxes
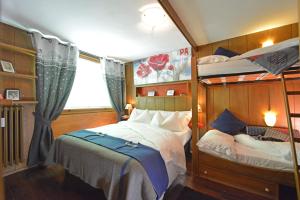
[131,110,153,124]
[197,55,229,65]
[160,112,187,132]
[128,108,138,121]
[150,112,165,127]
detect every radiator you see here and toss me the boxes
[0,106,24,167]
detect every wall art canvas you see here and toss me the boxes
[133,47,191,85]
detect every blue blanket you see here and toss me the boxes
[66,130,169,199]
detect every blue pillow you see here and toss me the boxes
[214,47,239,58]
[211,109,246,135]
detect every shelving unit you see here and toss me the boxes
[0,26,37,107]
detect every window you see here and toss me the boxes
[64,58,112,109]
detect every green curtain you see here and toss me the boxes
[105,59,125,121]
[27,32,78,166]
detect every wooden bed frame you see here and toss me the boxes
[198,150,295,200]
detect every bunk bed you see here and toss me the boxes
[196,38,300,200]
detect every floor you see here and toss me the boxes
[3,158,295,200]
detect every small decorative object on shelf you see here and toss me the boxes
[147,90,155,96]
[0,93,3,100]
[121,115,129,121]
[0,60,15,73]
[5,89,20,100]
[166,89,175,96]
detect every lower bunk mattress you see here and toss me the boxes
[197,129,298,171]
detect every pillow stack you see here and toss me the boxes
[128,108,192,132]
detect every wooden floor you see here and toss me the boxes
[3,158,295,200]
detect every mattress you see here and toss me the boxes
[197,37,300,77]
[197,130,294,171]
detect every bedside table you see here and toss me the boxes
[121,115,129,121]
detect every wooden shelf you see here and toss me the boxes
[0,42,36,57]
[0,72,37,80]
[135,80,190,88]
[0,99,38,106]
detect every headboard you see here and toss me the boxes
[135,96,191,111]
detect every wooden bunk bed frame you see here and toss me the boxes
[196,67,300,200]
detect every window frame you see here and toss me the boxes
[63,53,113,114]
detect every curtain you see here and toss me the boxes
[104,59,125,121]
[27,32,78,167]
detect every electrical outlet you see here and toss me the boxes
[1,118,5,128]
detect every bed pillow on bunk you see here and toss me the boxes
[214,47,240,58]
[246,126,267,136]
[197,55,229,65]
[211,109,246,135]
[263,128,289,142]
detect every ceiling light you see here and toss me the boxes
[262,40,274,48]
[140,3,170,30]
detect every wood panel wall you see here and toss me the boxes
[52,110,117,138]
[0,23,36,175]
[197,23,298,58]
[206,80,300,131]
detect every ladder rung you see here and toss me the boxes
[290,113,300,118]
[287,91,300,95]
[283,70,300,75]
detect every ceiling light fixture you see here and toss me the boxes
[140,3,170,31]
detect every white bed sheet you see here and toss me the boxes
[173,128,192,146]
[197,37,299,77]
[87,121,187,185]
[197,130,294,171]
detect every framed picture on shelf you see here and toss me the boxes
[0,60,15,73]
[147,91,155,96]
[166,89,175,96]
[5,89,20,100]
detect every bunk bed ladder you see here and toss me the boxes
[281,72,300,200]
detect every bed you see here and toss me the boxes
[46,98,192,200]
[198,37,300,85]
[195,38,300,199]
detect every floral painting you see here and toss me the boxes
[133,47,191,85]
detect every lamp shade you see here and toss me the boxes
[264,111,277,127]
[125,104,133,110]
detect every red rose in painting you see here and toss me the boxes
[168,64,175,71]
[136,63,151,78]
[148,54,169,71]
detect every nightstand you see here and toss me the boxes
[121,115,129,121]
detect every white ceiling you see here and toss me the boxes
[1,0,298,61]
[170,0,298,45]
[1,0,189,61]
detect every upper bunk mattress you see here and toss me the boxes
[197,37,300,82]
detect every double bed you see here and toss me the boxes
[46,104,192,200]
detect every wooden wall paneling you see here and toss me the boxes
[213,85,230,118]
[198,84,207,134]
[247,29,271,51]
[146,97,156,110]
[52,111,117,138]
[14,28,33,49]
[14,53,35,75]
[0,154,3,200]
[174,96,187,111]
[164,97,175,111]
[211,40,229,54]
[292,23,299,38]
[125,62,136,106]
[268,24,292,43]
[155,97,165,110]
[228,36,248,54]
[206,87,214,129]
[197,44,213,58]
[248,83,269,125]
[269,82,287,128]
[229,84,249,122]
[0,23,14,44]
[286,81,296,129]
